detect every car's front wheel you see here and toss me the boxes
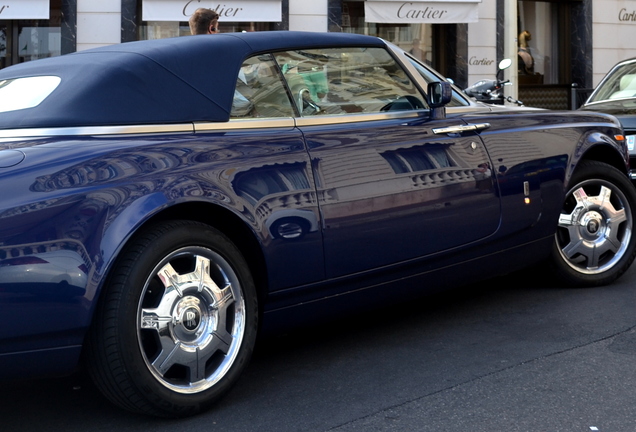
[551,160,636,286]
[87,220,258,417]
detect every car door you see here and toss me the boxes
[216,53,325,290]
[275,47,502,278]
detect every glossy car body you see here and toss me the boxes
[580,57,636,175]
[0,31,634,417]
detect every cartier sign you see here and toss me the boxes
[143,0,282,22]
[469,56,494,66]
[619,8,636,22]
[0,0,49,19]
[365,0,481,24]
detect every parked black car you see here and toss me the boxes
[579,57,636,177]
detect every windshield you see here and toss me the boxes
[405,55,469,107]
[0,76,61,113]
[589,59,636,102]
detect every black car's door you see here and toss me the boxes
[275,47,502,278]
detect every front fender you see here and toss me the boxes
[567,129,629,189]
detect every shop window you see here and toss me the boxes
[0,0,62,69]
[517,0,577,109]
[518,0,572,85]
[138,18,276,39]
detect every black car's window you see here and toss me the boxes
[589,60,636,101]
[273,47,427,116]
[405,56,469,108]
[230,54,295,119]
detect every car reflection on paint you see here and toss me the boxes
[0,249,88,299]
[0,31,634,418]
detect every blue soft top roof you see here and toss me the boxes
[0,31,385,130]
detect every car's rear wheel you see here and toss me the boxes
[87,220,257,417]
[551,160,636,286]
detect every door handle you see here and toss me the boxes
[432,123,491,135]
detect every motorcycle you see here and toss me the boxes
[464,58,524,106]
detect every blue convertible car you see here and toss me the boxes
[0,31,634,417]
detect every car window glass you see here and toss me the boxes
[590,61,636,101]
[0,76,61,113]
[274,47,427,116]
[230,54,295,119]
[405,56,468,107]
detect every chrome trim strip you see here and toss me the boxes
[294,111,421,127]
[195,117,296,131]
[0,123,195,139]
[432,123,491,135]
[0,117,298,140]
[0,112,427,140]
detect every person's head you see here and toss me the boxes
[189,8,220,35]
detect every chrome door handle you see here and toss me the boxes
[432,123,491,135]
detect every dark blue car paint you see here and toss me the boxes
[0,32,629,383]
[0,113,625,378]
[300,115,500,277]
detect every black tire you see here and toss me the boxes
[550,160,636,286]
[86,220,258,417]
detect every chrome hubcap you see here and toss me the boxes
[137,247,245,393]
[557,181,632,274]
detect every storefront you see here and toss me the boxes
[0,0,632,112]
[122,0,288,41]
[511,0,592,109]
[0,0,75,69]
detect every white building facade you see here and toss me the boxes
[2,0,636,108]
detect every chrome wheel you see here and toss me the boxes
[556,180,632,274]
[551,160,636,287]
[87,221,257,417]
[138,246,245,393]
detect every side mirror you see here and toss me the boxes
[428,81,452,108]
[496,58,512,81]
[498,58,512,71]
[427,81,451,120]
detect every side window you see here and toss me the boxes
[230,54,294,119]
[273,47,427,116]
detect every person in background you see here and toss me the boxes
[189,8,220,35]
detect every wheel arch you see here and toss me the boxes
[93,200,269,328]
[567,133,630,189]
[580,143,629,174]
[140,202,268,305]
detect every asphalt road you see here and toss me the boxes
[3,263,636,432]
